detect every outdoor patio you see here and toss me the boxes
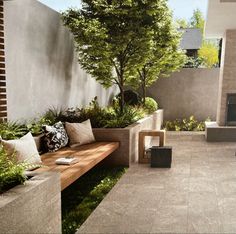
[78,133,236,234]
[2,0,236,233]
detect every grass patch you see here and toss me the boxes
[61,165,126,234]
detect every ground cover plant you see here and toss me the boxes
[0,147,28,193]
[61,165,126,234]
[164,116,209,131]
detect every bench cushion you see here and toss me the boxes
[35,142,119,190]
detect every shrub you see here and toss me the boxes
[27,117,52,136]
[0,147,28,193]
[116,90,142,106]
[43,108,65,124]
[104,105,145,128]
[164,116,210,131]
[183,57,204,68]
[76,97,112,128]
[0,122,27,140]
[54,97,147,128]
[143,97,158,114]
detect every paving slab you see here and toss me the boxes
[77,137,236,234]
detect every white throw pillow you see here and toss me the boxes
[65,119,95,147]
[1,132,42,164]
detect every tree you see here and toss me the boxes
[176,18,188,28]
[62,0,165,112]
[131,6,186,104]
[198,41,219,68]
[189,8,205,34]
[137,47,186,104]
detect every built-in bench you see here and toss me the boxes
[35,142,119,191]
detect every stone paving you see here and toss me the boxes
[78,134,236,233]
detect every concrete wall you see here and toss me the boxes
[216,30,236,126]
[147,68,220,121]
[0,172,61,234]
[4,0,118,122]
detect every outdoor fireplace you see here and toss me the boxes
[226,94,236,126]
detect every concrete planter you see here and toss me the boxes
[93,110,163,166]
[166,131,205,142]
[0,172,61,234]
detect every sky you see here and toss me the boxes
[39,0,208,21]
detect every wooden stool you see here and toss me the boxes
[138,130,166,164]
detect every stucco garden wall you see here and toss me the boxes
[4,0,118,121]
[147,68,220,121]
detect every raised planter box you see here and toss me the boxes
[205,121,236,142]
[92,110,163,166]
[166,131,205,143]
[0,172,61,234]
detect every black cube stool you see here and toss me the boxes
[150,146,172,168]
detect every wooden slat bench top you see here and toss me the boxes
[35,142,119,190]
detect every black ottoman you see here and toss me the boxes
[150,146,172,168]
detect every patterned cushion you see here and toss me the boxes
[43,122,69,152]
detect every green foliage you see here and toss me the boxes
[175,8,205,33]
[43,108,65,124]
[131,5,186,100]
[176,9,220,69]
[184,56,204,68]
[164,116,210,131]
[189,8,205,34]
[0,95,157,139]
[104,105,145,128]
[0,121,27,140]
[62,0,183,111]
[61,166,126,234]
[27,117,52,136]
[76,97,112,128]
[143,97,158,114]
[0,146,28,193]
[54,97,111,128]
[55,97,148,128]
[198,41,219,68]
[0,108,64,140]
[176,18,188,28]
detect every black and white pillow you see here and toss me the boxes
[43,122,69,152]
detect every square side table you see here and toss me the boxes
[138,130,166,164]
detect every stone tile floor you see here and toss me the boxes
[78,136,236,233]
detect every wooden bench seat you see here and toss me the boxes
[35,142,119,190]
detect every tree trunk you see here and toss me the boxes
[119,85,124,113]
[140,68,147,106]
[142,83,146,106]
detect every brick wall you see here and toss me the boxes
[0,0,7,121]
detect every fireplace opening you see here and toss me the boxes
[226,94,236,126]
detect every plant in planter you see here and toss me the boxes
[164,116,210,131]
[62,0,179,113]
[0,121,27,140]
[104,105,146,128]
[0,146,28,194]
[142,97,158,114]
[27,117,52,136]
[54,98,146,129]
[127,3,186,105]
